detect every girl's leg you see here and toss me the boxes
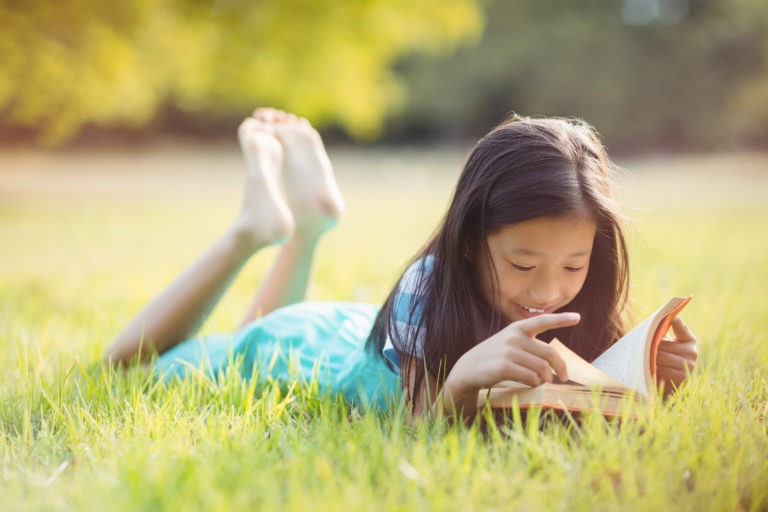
[239,109,345,325]
[104,118,294,365]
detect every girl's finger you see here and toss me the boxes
[657,366,687,386]
[523,338,568,383]
[658,338,698,359]
[510,350,556,384]
[656,350,696,372]
[505,363,544,388]
[515,312,581,337]
[670,316,696,342]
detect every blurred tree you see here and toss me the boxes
[4,0,768,151]
[0,0,482,143]
[392,0,768,152]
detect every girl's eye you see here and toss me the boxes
[564,266,585,273]
[511,263,534,271]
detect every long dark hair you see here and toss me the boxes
[366,115,630,406]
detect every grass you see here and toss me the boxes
[1,145,767,511]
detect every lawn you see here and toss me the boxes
[1,144,767,511]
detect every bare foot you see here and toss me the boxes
[234,117,295,249]
[253,108,345,237]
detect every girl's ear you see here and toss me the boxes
[462,238,473,262]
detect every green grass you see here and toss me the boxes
[1,148,767,511]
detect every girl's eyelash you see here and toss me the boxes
[510,263,585,272]
[512,263,534,271]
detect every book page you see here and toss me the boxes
[591,314,657,396]
[591,297,691,397]
[549,339,626,388]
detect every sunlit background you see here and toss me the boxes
[1,0,766,152]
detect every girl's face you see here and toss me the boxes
[473,214,596,323]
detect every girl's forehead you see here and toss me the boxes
[488,215,597,254]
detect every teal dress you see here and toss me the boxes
[154,302,401,411]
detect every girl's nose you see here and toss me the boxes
[528,277,561,306]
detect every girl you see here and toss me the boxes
[105,108,698,420]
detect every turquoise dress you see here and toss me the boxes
[154,302,401,411]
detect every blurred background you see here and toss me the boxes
[1,0,767,153]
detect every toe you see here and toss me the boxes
[252,119,275,135]
[253,108,277,122]
[239,118,275,142]
[273,110,292,123]
[238,117,259,139]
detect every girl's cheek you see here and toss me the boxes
[565,278,586,301]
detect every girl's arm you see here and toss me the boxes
[404,312,581,423]
[399,355,480,424]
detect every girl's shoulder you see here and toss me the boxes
[386,255,434,360]
[398,254,435,293]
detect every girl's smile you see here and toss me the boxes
[517,304,549,317]
[474,214,597,323]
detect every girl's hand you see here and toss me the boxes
[444,312,581,402]
[656,316,698,393]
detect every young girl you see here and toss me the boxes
[105,108,698,419]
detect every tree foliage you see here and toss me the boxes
[393,0,768,152]
[3,0,768,150]
[0,0,482,143]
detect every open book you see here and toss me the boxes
[484,296,692,417]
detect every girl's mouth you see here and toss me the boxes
[518,304,547,317]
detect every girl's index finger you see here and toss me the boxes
[515,312,581,337]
